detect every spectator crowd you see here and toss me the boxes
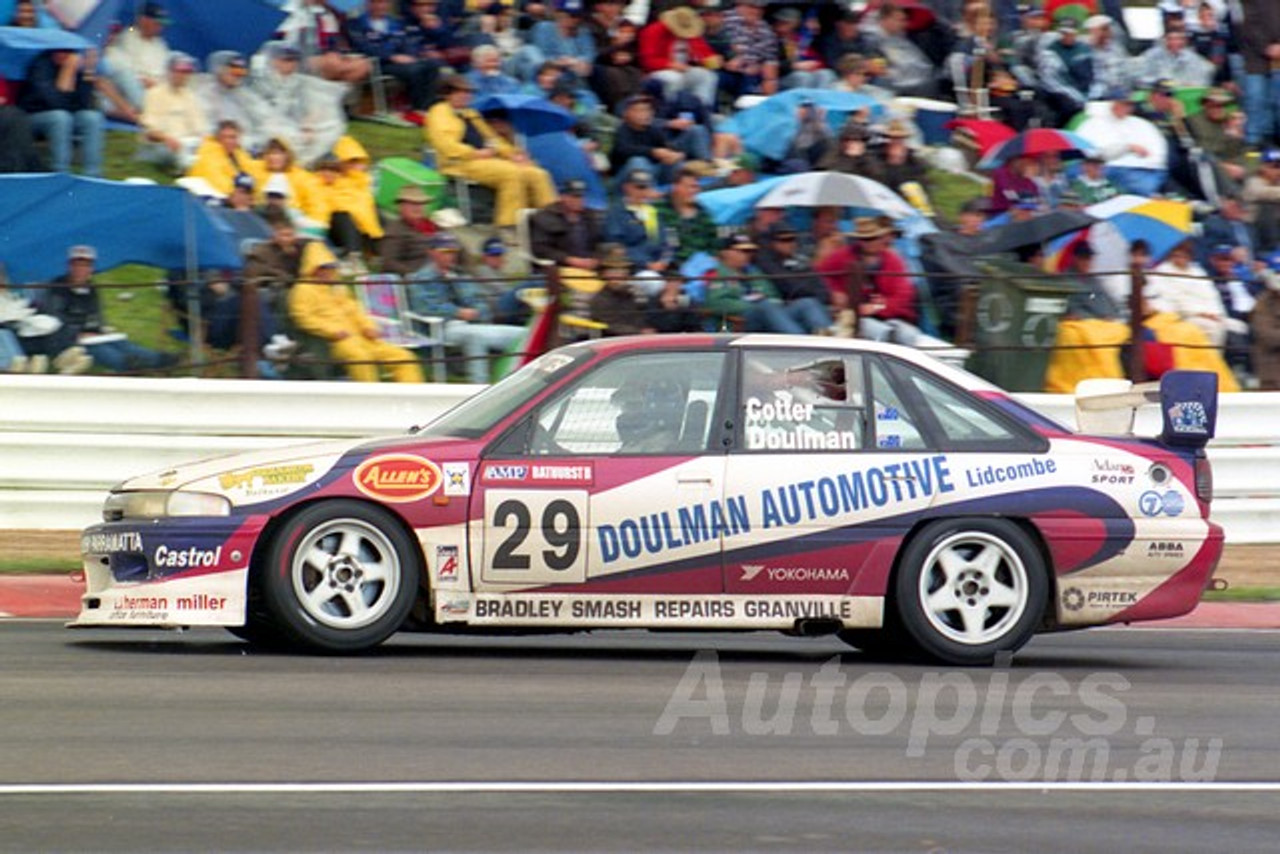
[2,0,1280,391]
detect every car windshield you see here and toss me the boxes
[415,348,588,439]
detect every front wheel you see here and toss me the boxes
[893,519,1047,666]
[261,500,421,653]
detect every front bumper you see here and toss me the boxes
[73,516,267,628]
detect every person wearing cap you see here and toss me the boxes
[1062,242,1122,321]
[473,235,536,327]
[955,197,990,237]
[530,177,606,292]
[1045,240,1130,394]
[424,75,556,228]
[610,93,701,184]
[380,185,439,277]
[192,51,271,152]
[1187,88,1249,189]
[16,47,106,177]
[720,0,781,98]
[0,264,90,376]
[138,51,205,172]
[816,8,875,73]
[706,233,828,334]
[656,167,719,266]
[1205,243,1258,375]
[1033,16,1090,125]
[755,222,833,325]
[43,245,178,373]
[1070,153,1121,204]
[284,241,423,383]
[588,244,651,336]
[604,169,673,287]
[864,2,935,97]
[638,5,721,110]
[348,0,441,116]
[590,15,646,113]
[1082,14,1130,101]
[404,232,525,384]
[819,119,875,177]
[1009,3,1050,91]
[1243,149,1280,252]
[1199,193,1256,268]
[1136,27,1216,90]
[511,0,596,83]
[103,0,171,112]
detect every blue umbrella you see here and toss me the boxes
[113,0,289,60]
[0,26,93,79]
[524,132,608,210]
[0,174,243,282]
[694,175,791,226]
[716,89,885,161]
[473,93,578,137]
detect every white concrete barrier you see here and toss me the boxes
[1,377,1275,542]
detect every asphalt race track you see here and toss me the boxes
[1,623,1277,852]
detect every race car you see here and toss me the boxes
[73,335,1224,664]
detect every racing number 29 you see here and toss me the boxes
[492,498,579,571]
[482,491,589,584]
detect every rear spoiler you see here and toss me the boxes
[1074,370,1218,447]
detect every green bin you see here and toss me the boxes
[965,261,1083,392]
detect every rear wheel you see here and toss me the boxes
[893,519,1047,665]
[261,501,421,653]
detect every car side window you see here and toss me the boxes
[740,350,867,452]
[899,364,1023,446]
[867,360,928,450]
[531,352,726,455]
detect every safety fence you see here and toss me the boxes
[8,258,1252,392]
[0,375,1276,543]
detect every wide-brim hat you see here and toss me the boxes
[851,216,892,240]
[660,6,705,39]
[397,185,429,204]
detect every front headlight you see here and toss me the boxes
[104,491,232,520]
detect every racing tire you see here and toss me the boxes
[893,519,1047,666]
[261,500,421,653]
[224,615,285,648]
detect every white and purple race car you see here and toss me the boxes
[73,335,1224,664]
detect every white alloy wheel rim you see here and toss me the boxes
[291,518,401,630]
[917,531,1029,646]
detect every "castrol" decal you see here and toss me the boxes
[353,454,442,503]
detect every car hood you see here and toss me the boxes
[119,439,366,495]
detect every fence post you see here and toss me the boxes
[845,255,864,336]
[544,264,563,352]
[239,278,260,379]
[1128,261,1146,383]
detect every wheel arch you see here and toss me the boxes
[885,515,1058,627]
[247,496,431,604]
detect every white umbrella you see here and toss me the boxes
[754,171,917,218]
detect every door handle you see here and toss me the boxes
[677,473,714,485]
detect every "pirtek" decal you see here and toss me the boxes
[353,454,442,502]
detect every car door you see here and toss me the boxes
[722,346,955,598]
[474,349,731,596]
